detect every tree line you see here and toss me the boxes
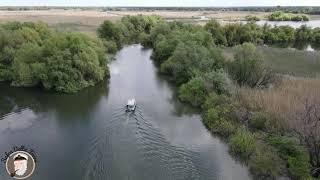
[98,15,319,179]
[0,22,109,93]
[99,17,320,50]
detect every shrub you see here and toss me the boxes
[179,77,208,107]
[202,92,229,111]
[267,135,311,179]
[203,108,220,129]
[139,32,152,47]
[203,108,237,138]
[204,20,227,46]
[160,41,213,84]
[289,99,320,175]
[201,69,232,95]
[288,156,311,179]
[268,11,309,22]
[263,25,296,43]
[249,144,284,179]
[295,25,312,42]
[213,119,237,137]
[103,40,118,54]
[245,15,261,22]
[98,20,124,48]
[248,112,268,131]
[312,28,320,44]
[268,136,304,159]
[228,43,274,88]
[229,128,256,159]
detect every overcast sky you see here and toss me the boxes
[1,0,320,7]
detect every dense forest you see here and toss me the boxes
[0,22,109,93]
[98,15,320,179]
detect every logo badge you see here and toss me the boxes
[5,151,36,179]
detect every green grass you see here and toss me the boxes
[258,46,320,77]
[224,46,320,77]
[50,23,98,37]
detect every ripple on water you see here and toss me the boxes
[81,106,211,180]
[0,108,38,132]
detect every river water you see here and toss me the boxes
[256,20,320,28]
[0,45,250,180]
[220,19,320,29]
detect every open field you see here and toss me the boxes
[0,9,269,22]
[0,9,270,35]
[224,46,320,78]
[0,10,108,35]
[1,9,320,35]
[259,46,320,77]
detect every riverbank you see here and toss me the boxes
[0,45,252,180]
[1,11,319,178]
[97,16,319,179]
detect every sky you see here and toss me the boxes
[1,0,320,7]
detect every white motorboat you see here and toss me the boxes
[126,99,136,111]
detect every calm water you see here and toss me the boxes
[0,45,250,180]
[221,19,320,28]
[256,20,320,28]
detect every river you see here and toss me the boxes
[0,45,251,180]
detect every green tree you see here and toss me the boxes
[295,25,312,42]
[0,22,108,93]
[160,41,211,84]
[204,20,227,46]
[201,69,231,95]
[98,20,124,48]
[179,77,208,107]
[228,43,274,87]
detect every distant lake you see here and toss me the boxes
[256,20,320,28]
[220,20,320,28]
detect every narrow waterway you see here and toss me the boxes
[0,45,251,180]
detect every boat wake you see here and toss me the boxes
[81,106,204,180]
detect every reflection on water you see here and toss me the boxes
[306,44,315,51]
[264,42,320,51]
[222,19,320,29]
[0,45,250,180]
[0,108,37,131]
[256,20,320,28]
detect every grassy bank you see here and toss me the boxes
[224,46,320,78]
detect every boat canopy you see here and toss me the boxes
[127,99,135,106]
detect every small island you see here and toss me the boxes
[267,11,309,21]
[0,22,109,93]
